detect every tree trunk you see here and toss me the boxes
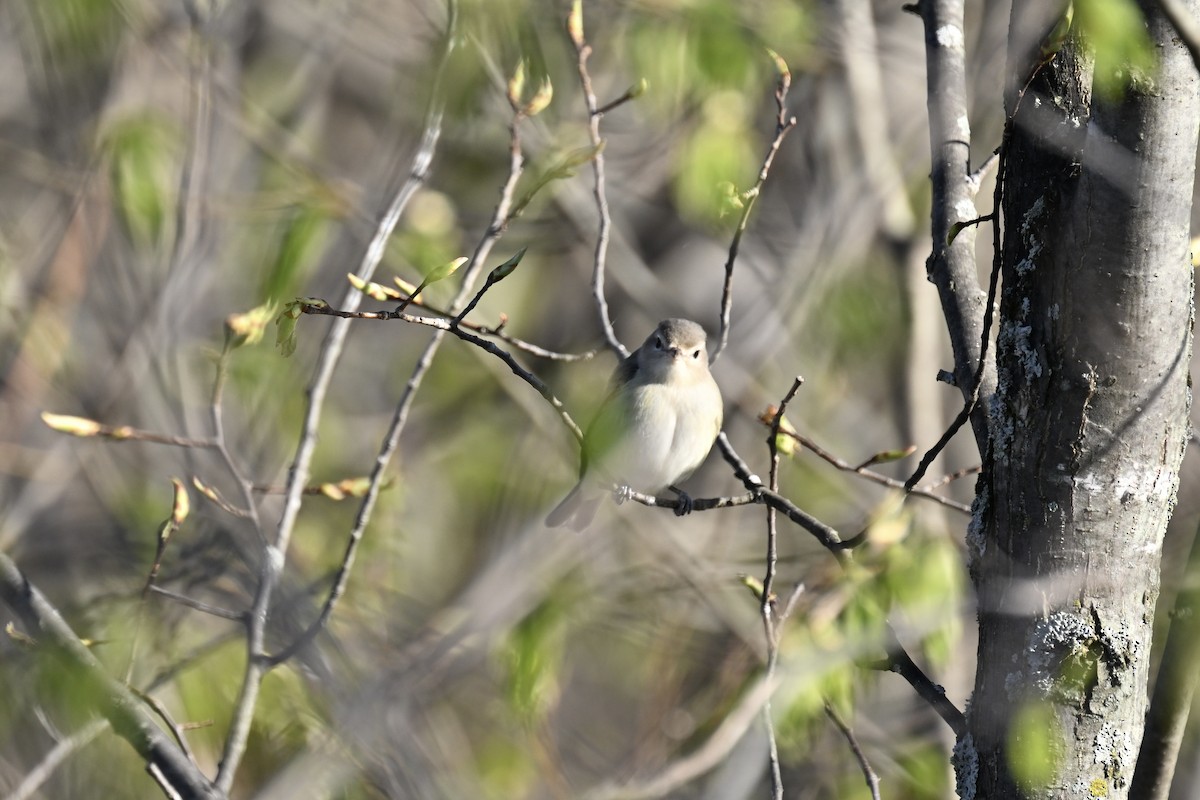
[959,2,1198,798]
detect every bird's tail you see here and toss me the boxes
[545,483,601,531]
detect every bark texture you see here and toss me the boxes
[959,2,1199,798]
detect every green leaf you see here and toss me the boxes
[489,248,527,282]
[104,115,178,252]
[275,301,302,357]
[424,256,468,285]
[859,445,917,468]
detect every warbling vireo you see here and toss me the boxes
[546,318,724,530]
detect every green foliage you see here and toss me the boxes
[810,259,908,364]
[274,300,304,356]
[674,96,757,226]
[30,0,120,68]
[103,115,179,252]
[1074,0,1156,98]
[261,203,333,302]
[476,735,537,799]
[774,502,962,758]
[896,744,952,799]
[242,666,326,780]
[175,638,245,757]
[501,595,568,723]
[617,1,811,225]
[624,0,810,110]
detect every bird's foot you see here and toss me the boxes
[669,485,694,517]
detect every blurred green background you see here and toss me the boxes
[0,0,1196,798]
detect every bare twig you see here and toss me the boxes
[623,489,760,512]
[761,376,804,800]
[774,428,972,513]
[569,1,627,358]
[347,288,599,361]
[824,702,881,800]
[149,585,245,622]
[214,4,459,791]
[712,55,799,363]
[876,632,966,736]
[210,340,265,535]
[0,552,223,799]
[126,478,192,683]
[129,685,202,767]
[296,306,582,444]
[8,717,109,800]
[270,58,528,668]
[581,672,785,800]
[41,416,215,449]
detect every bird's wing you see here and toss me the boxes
[579,351,639,478]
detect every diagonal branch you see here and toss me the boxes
[214,3,459,791]
[712,56,798,364]
[0,552,223,799]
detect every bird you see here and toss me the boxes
[546,318,724,530]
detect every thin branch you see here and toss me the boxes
[8,718,109,800]
[877,631,966,736]
[296,306,582,444]
[712,433,855,554]
[824,702,881,800]
[712,57,799,363]
[210,340,265,535]
[269,59,527,668]
[214,4,458,791]
[777,428,972,513]
[0,552,223,799]
[719,401,965,736]
[41,417,216,449]
[569,2,627,358]
[343,287,598,361]
[129,685,202,767]
[623,489,760,511]
[761,376,804,800]
[903,68,1008,491]
[149,585,246,622]
[581,672,785,800]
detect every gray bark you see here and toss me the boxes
[958,2,1199,798]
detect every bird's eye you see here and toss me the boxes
[654,337,664,350]
[692,349,701,359]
